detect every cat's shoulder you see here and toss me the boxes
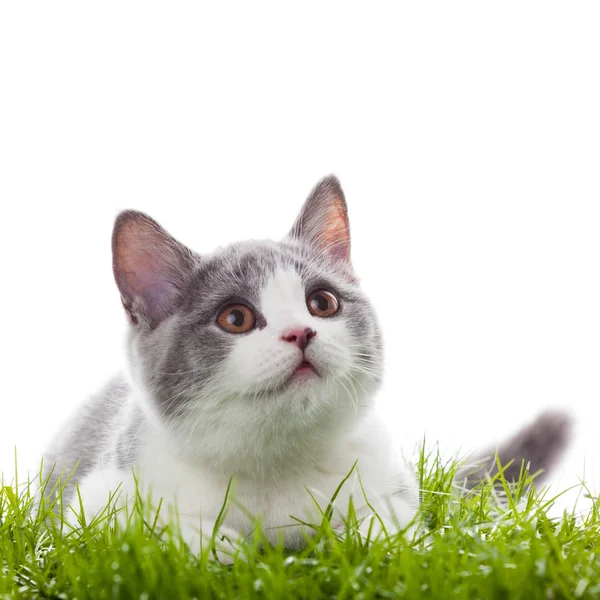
[43,374,136,490]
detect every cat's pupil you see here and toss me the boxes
[312,295,328,312]
[227,310,244,327]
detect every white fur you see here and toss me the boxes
[71,268,420,559]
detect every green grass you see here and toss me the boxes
[1,448,598,599]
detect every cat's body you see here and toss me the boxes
[46,373,418,551]
[44,176,571,558]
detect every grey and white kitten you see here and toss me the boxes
[44,176,571,559]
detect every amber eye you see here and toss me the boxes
[307,290,340,318]
[217,304,256,333]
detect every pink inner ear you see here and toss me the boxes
[320,203,350,262]
[113,211,192,326]
[138,280,180,317]
[290,175,352,264]
[121,245,165,297]
[122,245,183,323]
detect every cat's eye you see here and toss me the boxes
[217,304,256,334]
[307,290,340,318]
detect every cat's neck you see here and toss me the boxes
[132,384,374,482]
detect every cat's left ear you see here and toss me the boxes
[289,175,351,263]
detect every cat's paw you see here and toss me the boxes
[207,540,237,565]
[181,520,243,564]
[211,528,246,565]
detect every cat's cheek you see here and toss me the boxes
[304,324,355,377]
[217,332,297,393]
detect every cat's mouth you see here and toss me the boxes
[253,359,320,398]
[294,359,317,374]
[291,359,318,379]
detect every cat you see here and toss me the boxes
[43,175,572,560]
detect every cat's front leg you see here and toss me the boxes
[64,469,244,563]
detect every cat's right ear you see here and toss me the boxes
[112,211,197,328]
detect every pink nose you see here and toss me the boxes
[281,327,317,351]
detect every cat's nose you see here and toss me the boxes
[281,327,317,351]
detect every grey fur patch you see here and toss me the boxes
[43,376,133,499]
[115,404,145,469]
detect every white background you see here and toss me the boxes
[1,3,598,514]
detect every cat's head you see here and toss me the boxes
[113,176,383,473]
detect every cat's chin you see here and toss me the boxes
[258,368,322,398]
[287,358,318,382]
[286,365,319,389]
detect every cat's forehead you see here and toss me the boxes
[200,240,351,287]
[204,240,301,286]
[184,239,355,316]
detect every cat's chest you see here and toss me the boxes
[138,443,373,532]
[147,456,353,513]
